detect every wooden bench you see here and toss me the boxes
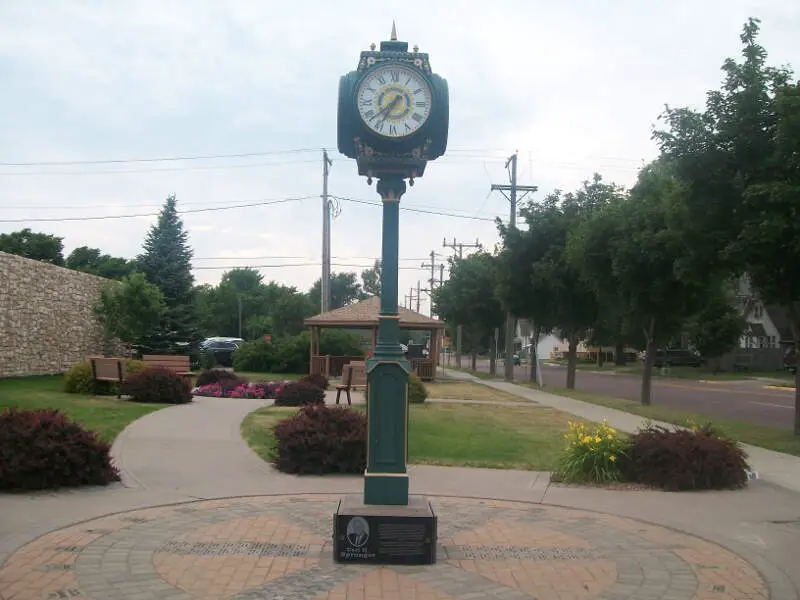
[335,365,354,405]
[334,361,367,405]
[142,355,194,385]
[88,356,126,398]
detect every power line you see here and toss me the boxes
[0,148,322,167]
[193,255,430,261]
[1,195,500,224]
[0,196,313,223]
[192,262,423,271]
[0,159,319,177]
[332,195,496,222]
[0,146,647,168]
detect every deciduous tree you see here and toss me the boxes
[432,252,504,372]
[0,228,64,265]
[654,18,800,431]
[95,273,165,349]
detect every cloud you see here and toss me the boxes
[1,0,798,314]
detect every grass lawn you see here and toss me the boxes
[242,402,588,471]
[424,380,527,403]
[539,385,800,457]
[544,360,794,382]
[0,375,168,442]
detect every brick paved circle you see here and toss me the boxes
[0,495,769,599]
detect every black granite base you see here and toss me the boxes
[332,495,437,565]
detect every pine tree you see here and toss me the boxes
[136,195,199,353]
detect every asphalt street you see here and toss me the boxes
[458,359,796,430]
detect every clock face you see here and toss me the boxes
[356,64,432,138]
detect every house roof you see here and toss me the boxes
[304,295,445,329]
[746,322,767,338]
[765,306,794,342]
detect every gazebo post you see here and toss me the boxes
[309,326,316,374]
[371,326,377,352]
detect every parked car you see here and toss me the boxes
[199,337,243,368]
[648,348,702,368]
[785,348,797,374]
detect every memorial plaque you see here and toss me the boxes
[333,495,437,565]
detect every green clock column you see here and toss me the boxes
[364,175,410,506]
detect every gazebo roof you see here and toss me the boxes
[304,295,445,329]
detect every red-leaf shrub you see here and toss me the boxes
[0,408,120,491]
[195,369,246,388]
[121,367,192,404]
[271,405,366,474]
[620,424,749,491]
[299,373,329,390]
[273,380,325,407]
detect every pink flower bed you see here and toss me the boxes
[192,381,287,399]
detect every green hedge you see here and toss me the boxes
[233,330,364,373]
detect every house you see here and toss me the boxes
[735,275,794,349]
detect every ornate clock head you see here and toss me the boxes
[356,64,432,138]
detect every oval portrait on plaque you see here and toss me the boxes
[346,516,370,548]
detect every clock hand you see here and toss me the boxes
[376,94,402,124]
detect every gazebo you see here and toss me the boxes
[304,296,445,381]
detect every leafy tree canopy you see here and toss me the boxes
[0,228,64,265]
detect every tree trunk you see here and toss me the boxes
[566,336,578,390]
[596,349,604,368]
[641,317,656,406]
[470,351,477,372]
[489,328,498,376]
[787,306,800,436]
[529,324,541,387]
[614,340,626,366]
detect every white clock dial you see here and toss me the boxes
[356,64,432,138]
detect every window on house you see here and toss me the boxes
[770,336,776,348]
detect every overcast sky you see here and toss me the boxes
[1,1,797,317]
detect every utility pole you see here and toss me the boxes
[439,263,445,286]
[442,237,481,261]
[416,280,421,313]
[442,237,482,368]
[421,250,443,316]
[490,151,537,382]
[321,149,333,313]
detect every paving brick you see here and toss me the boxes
[0,495,778,599]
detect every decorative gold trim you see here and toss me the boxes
[364,471,408,478]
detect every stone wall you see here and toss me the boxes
[0,251,124,378]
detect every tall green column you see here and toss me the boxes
[364,176,410,506]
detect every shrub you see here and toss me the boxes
[0,408,120,491]
[407,373,428,404]
[300,373,329,390]
[64,359,147,396]
[233,331,365,374]
[121,367,193,404]
[620,423,749,491]
[195,369,246,387]
[274,381,326,407]
[272,405,366,474]
[555,420,629,483]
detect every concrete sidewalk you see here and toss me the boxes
[444,368,800,494]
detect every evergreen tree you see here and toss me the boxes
[136,195,199,353]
